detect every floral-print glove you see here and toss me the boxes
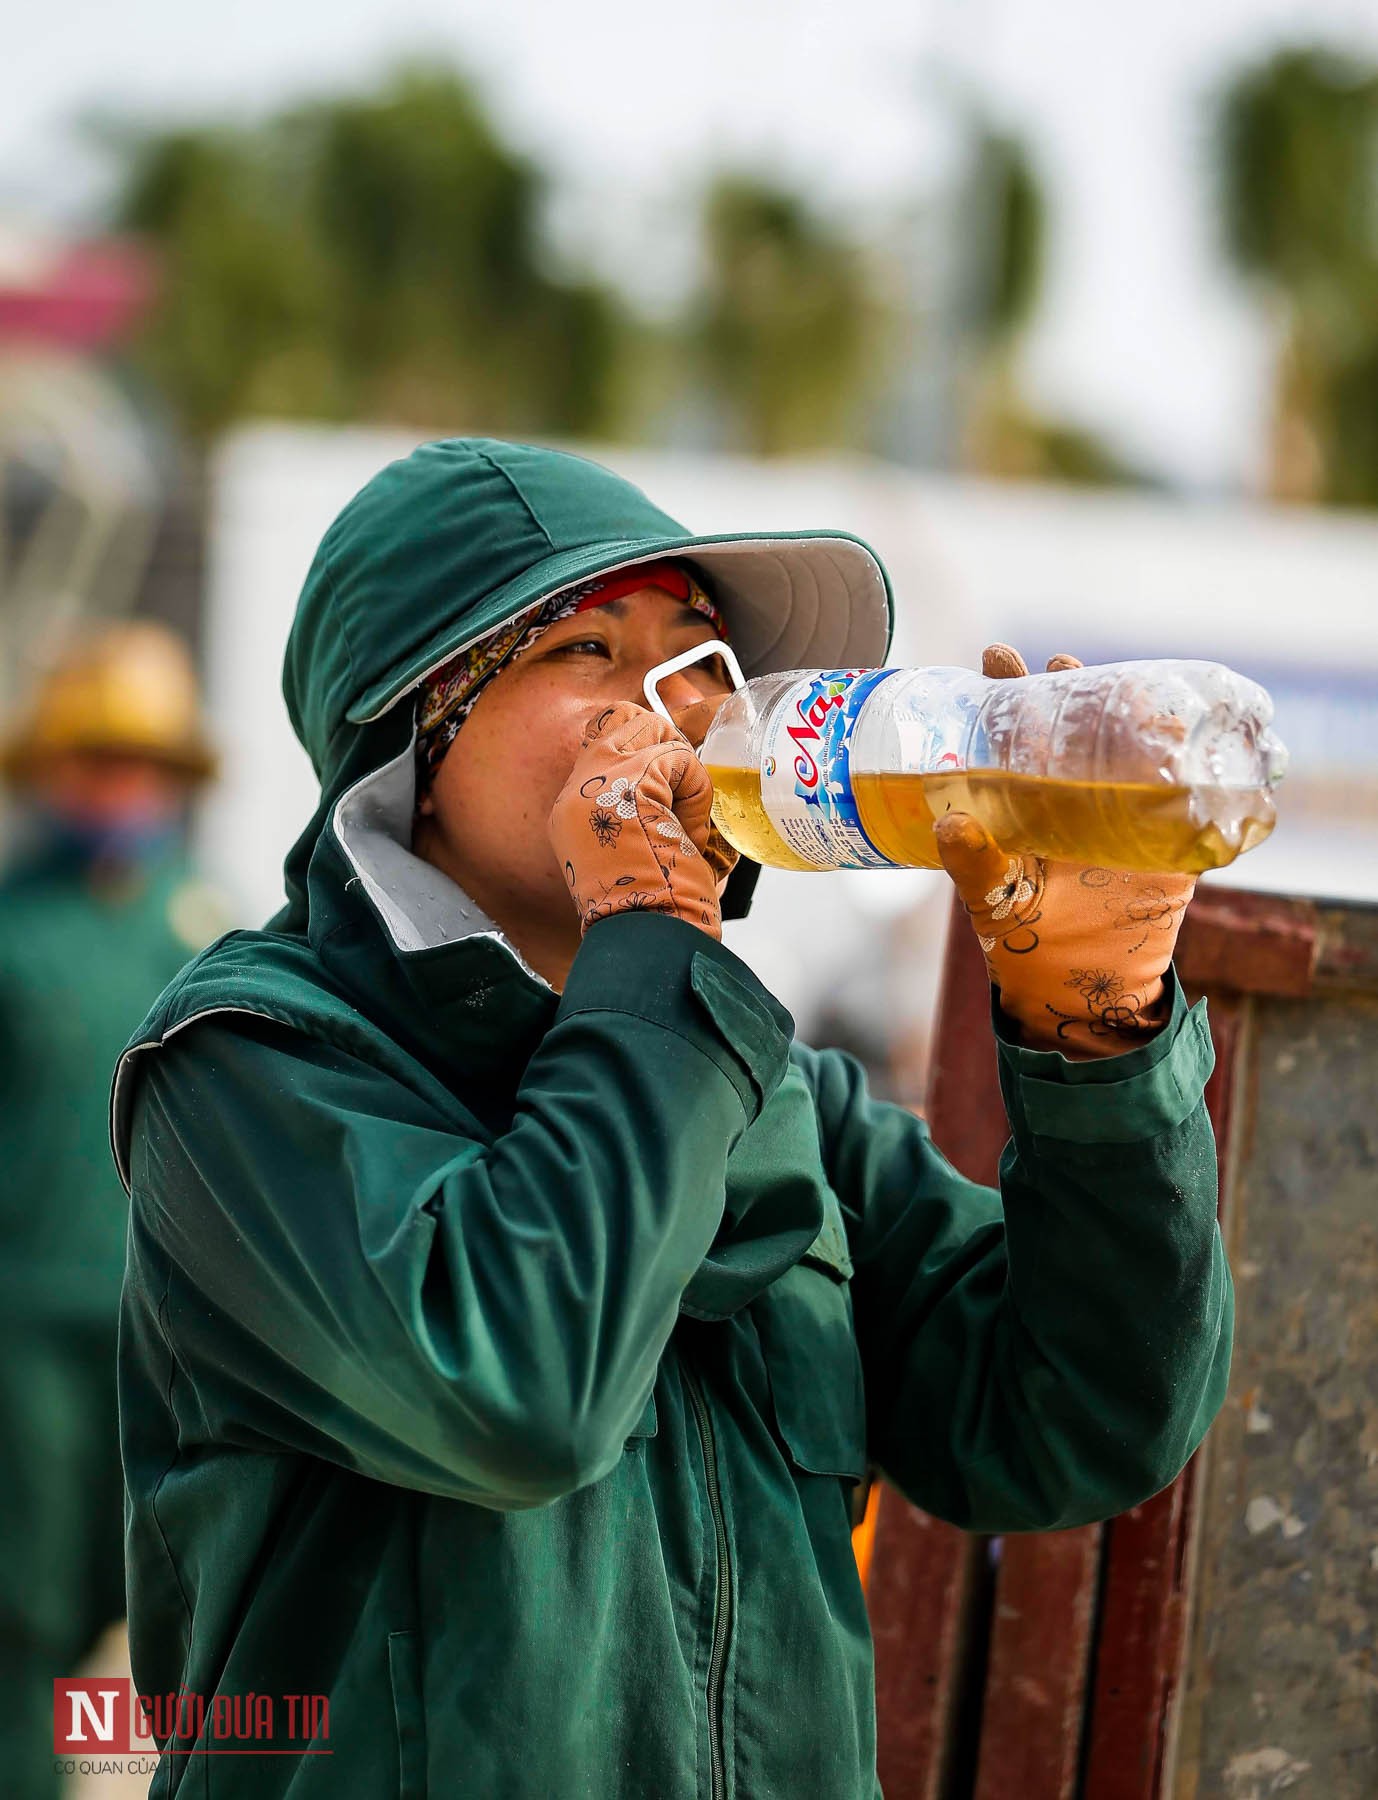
[549,700,740,939]
[934,645,1195,1059]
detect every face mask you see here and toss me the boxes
[27,804,182,870]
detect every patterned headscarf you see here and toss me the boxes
[413,560,727,789]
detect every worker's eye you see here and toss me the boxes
[552,637,612,658]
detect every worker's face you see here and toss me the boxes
[26,751,189,833]
[413,588,735,969]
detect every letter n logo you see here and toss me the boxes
[54,1677,132,1753]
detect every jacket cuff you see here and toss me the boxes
[994,967,1215,1144]
[559,914,795,1120]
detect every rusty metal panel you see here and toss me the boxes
[1315,899,1378,992]
[1076,989,1248,1798]
[972,1527,1103,1800]
[1170,985,1378,1799]
[1175,891,1318,998]
[925,899,1007,1189]
[871,888,1378,1799]
[1082,1480,1192,1799]
[870,1487,984,1799]
[870,900,1003,1797]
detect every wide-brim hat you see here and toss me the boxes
[284,438,895,777]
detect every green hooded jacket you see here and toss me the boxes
[113,440,1232,1799]
[0,840,216,1319]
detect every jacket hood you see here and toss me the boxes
[275,436,895,952]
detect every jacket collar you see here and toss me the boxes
[330,736,553,982]
[310,738,558,1118]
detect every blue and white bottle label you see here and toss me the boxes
[759,669,900,869]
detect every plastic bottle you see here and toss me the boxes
[696,661,1288,875]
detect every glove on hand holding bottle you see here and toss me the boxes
[549,700,739,939]
[935,645,1195,1060]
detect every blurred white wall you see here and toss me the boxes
[200,423,1378,1049]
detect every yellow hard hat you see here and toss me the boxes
[0,620,218,786]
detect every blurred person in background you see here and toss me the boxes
[0,621,225,1800]
[113,441,1231,1797]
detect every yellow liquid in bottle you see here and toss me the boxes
[705,765,826,871]
[709,765,1276,874]
[858,769,1275,873]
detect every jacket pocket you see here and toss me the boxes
[624,1388,659,1444]
[388,1630,426,1800]
[754,1250,867,1484]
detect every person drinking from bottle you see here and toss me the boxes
[113,439,1232,1797]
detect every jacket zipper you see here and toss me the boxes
[682,1361,731,1800]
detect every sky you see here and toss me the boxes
[5,0,1378,491]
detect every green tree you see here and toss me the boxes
[965,127,1046,348]
[1216,46,1378,504]
[694,176,881,455]
[108,68,626,439]
[115,125,335,431]
[958,125,1141,486]
[1325,338,1378,508]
